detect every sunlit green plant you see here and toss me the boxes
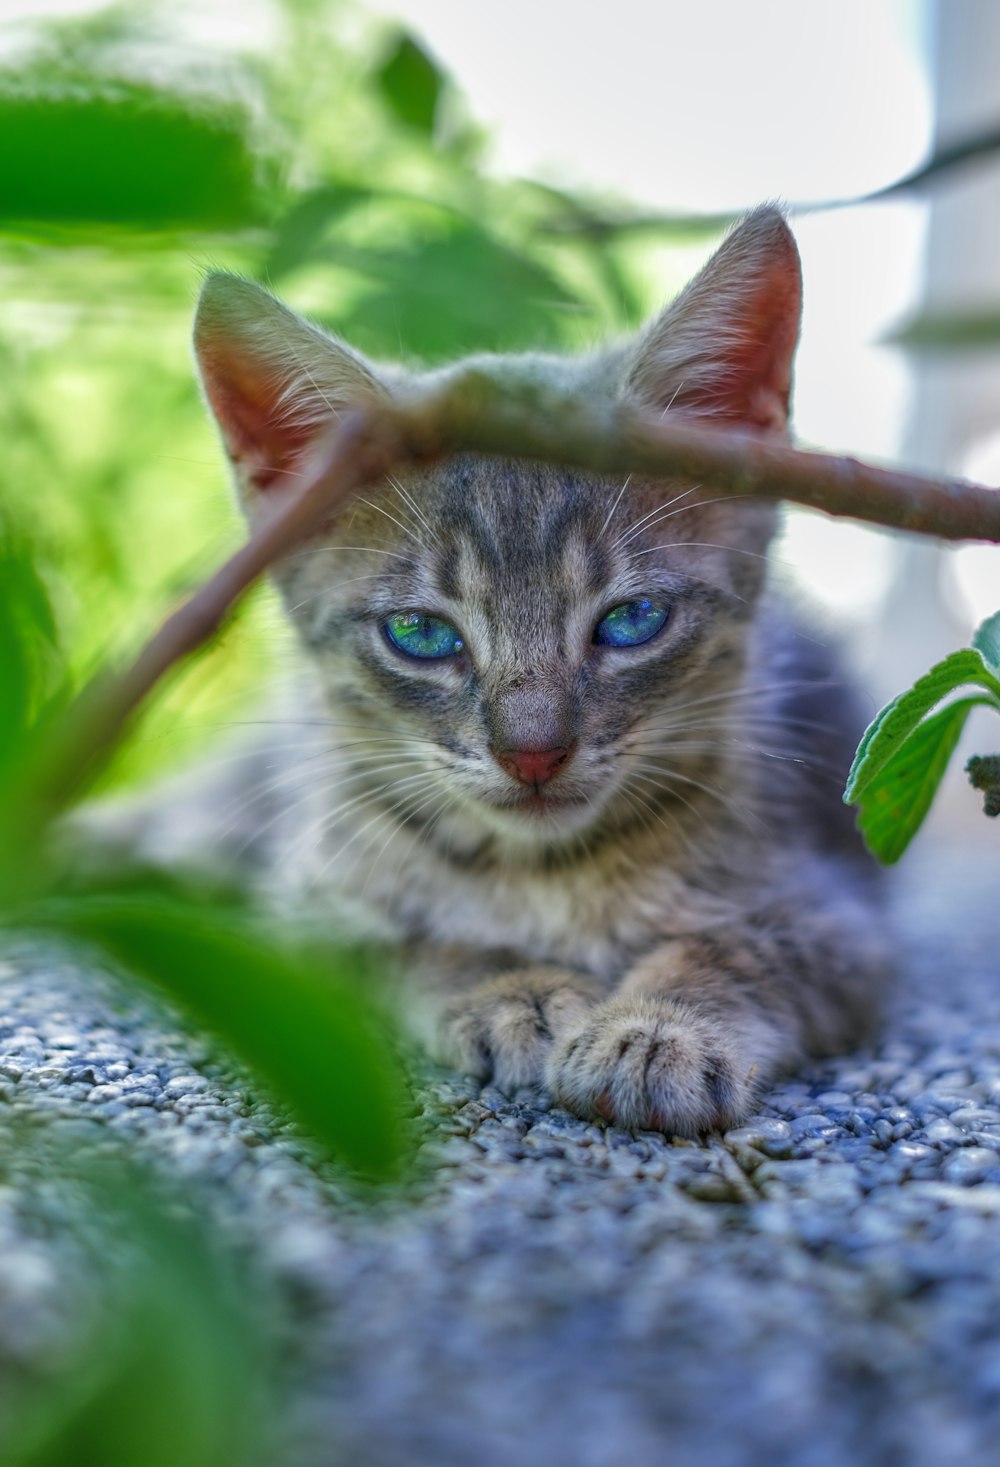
[0,512,409,1177]
[3,2,1000,1457]
[0,507,408,1460]
[0,2,674,797]
[844,609,1000,862]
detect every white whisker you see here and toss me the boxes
[632,539,771,563]
[608,484,701,554]
[352,494,430,552]
[596,473,632,542]
[288,544,419,566]
[386,472,437,544]
[287,572,381,611]
[626,758,767,835]
[612,484,704,550]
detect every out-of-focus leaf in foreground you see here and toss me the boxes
[39,895,409,1181]
[0,532,64,783]
[0,475,407,1191]
[4,1147,272,1467]
[263,182,373,281]
[0,525,74,906]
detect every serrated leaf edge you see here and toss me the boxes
[972,608,1000,674]
[856,696,988,864]
[844,648,1000,803]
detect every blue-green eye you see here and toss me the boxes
[385,612,464,660]
[594,598,669,648]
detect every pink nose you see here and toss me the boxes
[493,744,575,787]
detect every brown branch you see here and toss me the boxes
[31,412,403,816]
[26,361,1000,825]
[401,368,1000,543]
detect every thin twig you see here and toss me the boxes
[400,368,1000,543]
[27,366,1000,819]
[538,120,1000,238]
[32,411,401,813]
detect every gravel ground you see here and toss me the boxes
[1,834,999,1467]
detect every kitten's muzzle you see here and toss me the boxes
[491,743,577,788]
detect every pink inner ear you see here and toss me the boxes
[198,341,321,492]
[714,253,801,432]
[635,214,803,434]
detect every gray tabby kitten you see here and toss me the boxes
[193,207,889,1136]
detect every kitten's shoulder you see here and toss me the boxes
[750,596,877,868]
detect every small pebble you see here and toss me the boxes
[942,1148,999,1185]
[0,850,996,1467]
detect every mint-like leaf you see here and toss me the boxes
[855,696,988,864]
[973,609,1000,673]
[375,32,444,136]
[39,895,409,1180]
[845,648,1000,803]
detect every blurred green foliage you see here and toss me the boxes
[0,9,723,1456]
[374,30,444,135]
[3,1142,274,1467]
[888,308,1000,351]
[844,611,1000,862]
[0,507,411,1172]
[0,87,262,230]
[0,530,67,788]
[43,892,408,1177]
[0,0,703,793]
[0,438,405,1464]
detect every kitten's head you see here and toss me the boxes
[194,208,801,855]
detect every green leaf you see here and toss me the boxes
[374,32,444,135]
[0,533,69,910]
[328,221,585,358]
[845,648,1000,803]
[0,82,261,230]
[973,609,1000,673]
[38,895,409,1180]
[854,697,990,864]
[0,566,36,778]
[263,183,372,281]
[3,1147,270,1467]
[0,530,69,823]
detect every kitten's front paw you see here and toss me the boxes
[437,969,599,1093]
[547,995,755,1136]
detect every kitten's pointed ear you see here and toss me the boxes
[193,274,385,497]
[625,207,802,434]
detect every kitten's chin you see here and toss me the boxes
[469,790,602,847]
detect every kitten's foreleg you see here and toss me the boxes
[547,900,889,1135]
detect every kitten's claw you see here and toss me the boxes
[437,970,599,1092]
[546,994,755,1136]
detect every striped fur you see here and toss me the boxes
[192,208,890,1136]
